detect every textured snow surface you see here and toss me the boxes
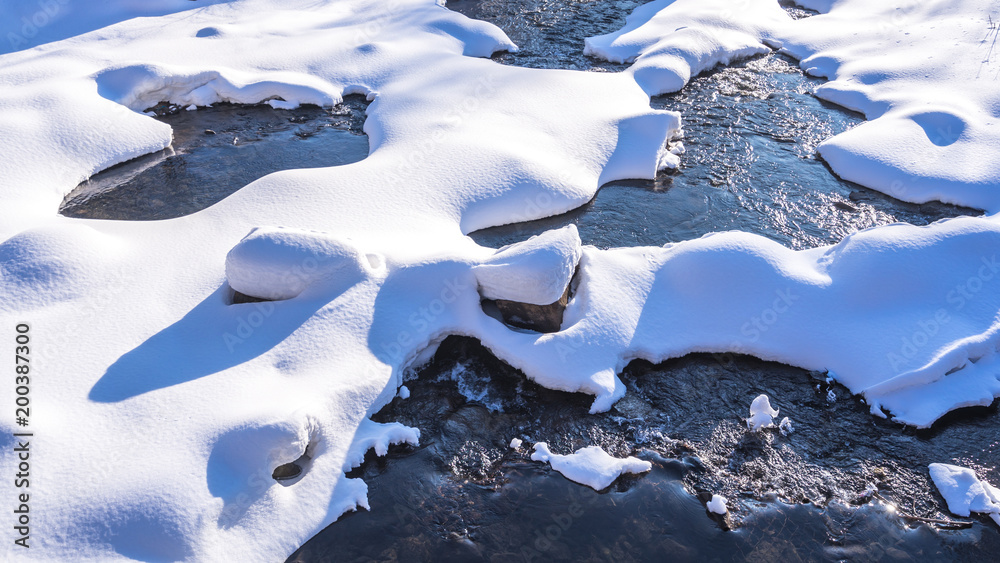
[530,442,653,490]
[585,0,791,95]
[0,0,999,560]
[781,0,1000,211]
[929,463,1000,526]
[226,226,373,301]
[472,225,582,304]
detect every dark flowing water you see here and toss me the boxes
[288,337,1000,562]
[51,0,997,560]
[287,1,997,562]
[473,51,978,250]
[59,98,369,220]
[464,1,977,250]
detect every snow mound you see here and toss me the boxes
[929,463,1000,526]
[779,0,1000,211]
[225,226,376,301]
[473,220,1000,428]
[747,394,779,431]
[584,0,791,95]
[707,494,728,514]
[473,225,581,305]
[530,442,652,490]
[2,0,1000,560]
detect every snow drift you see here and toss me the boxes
[0,0,998,561]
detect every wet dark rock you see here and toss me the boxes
[696,490,735,531]
[489,283,570,333]
[833,200,858,212]
[272,462,302,481]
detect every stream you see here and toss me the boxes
[55,0,999,560]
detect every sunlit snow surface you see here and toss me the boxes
[530,442,652,490]
[0,0,998,560]
[930,463,1000,526]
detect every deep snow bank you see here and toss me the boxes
[586,0,1000,211]
[1,0,999,561]
[0,0,680,560]
[779,0,1000,211]
[471,219,1000,427]
[584,0,791,95]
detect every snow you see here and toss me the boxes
[472,225,582,305]
[707,494,728,515]
[929,463,1000,527]
[530,443,652,491]
[585,0,791,96]
[509,438,523,449]
[778,416,793,435]
[0,0,998,560]
[588,0,1000,210]
[225,226,374,301]
[779,0,1000,211]
[343,419,421,472]
[0,0,234,56]
[398,385,410,399]
[747,394,779,431]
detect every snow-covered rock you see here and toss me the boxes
[778,416,793,435]
[342,419,421,473]
[530,443,652,491]
[473,225,582,305]
[585,0,791,96]
[707,494,728,515]
[929,463,1000,527]
[747,394,780,431]
[225,226,373,301]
